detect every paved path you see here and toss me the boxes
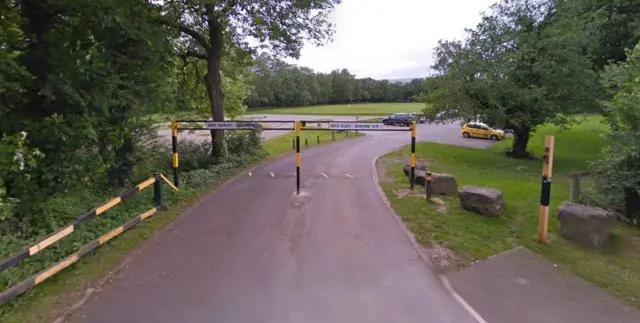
[68,123,489,323]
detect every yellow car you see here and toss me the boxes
[461,122,505,141]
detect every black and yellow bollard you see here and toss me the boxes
[295,121,301,195]
[410,122,416,190]
[171,120,180,187]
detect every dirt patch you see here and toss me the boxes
[432,196,448,213]
[394,189,424,198]
[423,244,473,271]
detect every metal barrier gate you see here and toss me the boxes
[170,119,416,195]
[170,119,294,187]
[295,120,416,194]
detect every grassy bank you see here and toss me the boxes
[0,130,361,322]
[377,116,640,308]
[246,102,425,116]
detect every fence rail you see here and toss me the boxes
[0,173,177,305]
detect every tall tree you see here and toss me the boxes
[155,0,340,156]
[425,0,601,157]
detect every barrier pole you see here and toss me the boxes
[171,120,180,187]
[410,122,416,190]
[296,121,301,195]
[538,135,555,244]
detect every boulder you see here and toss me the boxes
[458,186,505,217]
[557,202,616,248]
[402,164,427,186]
[431,173,458,194]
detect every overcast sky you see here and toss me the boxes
[285,0,497,80]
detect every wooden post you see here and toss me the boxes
[425,172,433,201]
[570,173,580,203]
[538,135,555,244]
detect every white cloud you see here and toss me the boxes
[285,0,496,79]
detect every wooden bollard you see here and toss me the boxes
[538,135,555,244]
[332,132,335,141]
[425,172,433,201]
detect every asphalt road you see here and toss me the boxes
[68,121,492,323]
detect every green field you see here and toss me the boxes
[377,116,640,308]
[245,102,426,116]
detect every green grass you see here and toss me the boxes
[264,129,364,157]
[246,102,426,116]
[0,129,363,322]
[378,116,640,308]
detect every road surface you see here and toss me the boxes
[68,122,491,323]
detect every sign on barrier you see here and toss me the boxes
[205,121,262,130]
[328,122,385,130]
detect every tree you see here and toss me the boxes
[155,0,340,156]
[425,0,601,157]
[592,42,640,224]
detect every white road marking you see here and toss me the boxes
[320,173,328,178]
[270,172,275,177]
[248,172,252,177]
[343,173,354,178]
[440,275,488,323]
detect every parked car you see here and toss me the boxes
[461,122,505,141]
[382,113,412,126]
[408,112,426,124]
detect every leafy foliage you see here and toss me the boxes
[423,0,601,157]
[592,43,640,222]
[245,53,425,108]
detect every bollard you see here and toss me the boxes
[425,172,433,201]
[317,135,320,144]
[153,174,164,208]
[305,137,308,146]
[332,131,335,141]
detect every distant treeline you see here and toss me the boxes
[245,53,425,108]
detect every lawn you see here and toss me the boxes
[245,102,426,116]
[377,116,640,308]
[0,130,362,322]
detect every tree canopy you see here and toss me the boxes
[423,0,602,157]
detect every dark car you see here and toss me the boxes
[382,113,412,126]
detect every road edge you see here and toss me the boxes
[371,151,487,323]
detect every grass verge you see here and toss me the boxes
[0,130,363,322]
[245,102,426,116]
[377,116,640,308]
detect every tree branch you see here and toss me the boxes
[157,17,211,53]
[183,50,208,61]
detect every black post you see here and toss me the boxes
[317,135,320,144]
[410,123,416,190]
[171,121,180,187]
[153,174,163,208]
[305,138,308,146]
[296,121,301,195]
[332,131,335,141]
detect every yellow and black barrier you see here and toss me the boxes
[0,174,177,304]
[171,120,180,187]
[172,119,296,188]
[410,123,416,191]
[296,120,301,195]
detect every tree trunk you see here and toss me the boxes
[204,17,225,157]
[510,126,531,158]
